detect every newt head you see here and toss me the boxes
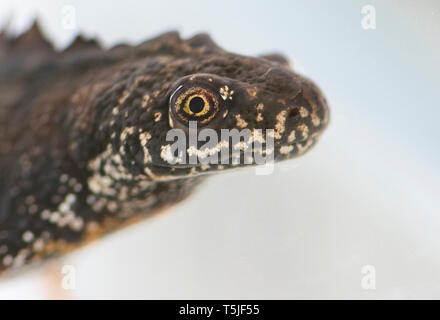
[103,33,330,180]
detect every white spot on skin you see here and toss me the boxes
[49,211,60,223]
[233,141,250,151]
[118,90,130,105]
[235,114,248,129]
[140,131,152,163]
[92,198,108,212]
[22,231,34,243]
[263,146,274,156]
[120,126,135,144]
[187,146,207,159]
[59,203,69,213]
[154,112,162,122]
[140,132,151,143]
[87,143,136,197]
[297,123,309,140]
[219,85,234,100]
[311,112,321,127]
[246,87,257,98]
[274,110,287,139]
[287,130,296,143]
[247,129,266,144]
[88,174,115,196]
[66,194,76,204]
[160,144,181,163]
[280,145,294,155]
[107,201,118,212]
[58,212,74,228]
[299,106,309,118]
[187,141,228,159]
[33,239,45,251]
[70,218,84,232]
[41,209,51,220]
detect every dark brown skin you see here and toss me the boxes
[0,21,329,275]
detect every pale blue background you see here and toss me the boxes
[0,0,439,299]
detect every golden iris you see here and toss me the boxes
[172,86,219,124]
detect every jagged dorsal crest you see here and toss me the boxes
[62,34,101,53]
[0,19,104,55]
[4,20,54,53]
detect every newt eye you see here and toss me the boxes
[169,84,220,126]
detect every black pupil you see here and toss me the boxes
[189,97,205,113]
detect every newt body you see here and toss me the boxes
[0,22,329,274]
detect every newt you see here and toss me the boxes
[0,22,329,275]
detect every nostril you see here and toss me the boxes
[288,107,299,119]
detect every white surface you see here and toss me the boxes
[0,0,439,299]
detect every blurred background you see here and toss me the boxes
[0,0,439,299]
